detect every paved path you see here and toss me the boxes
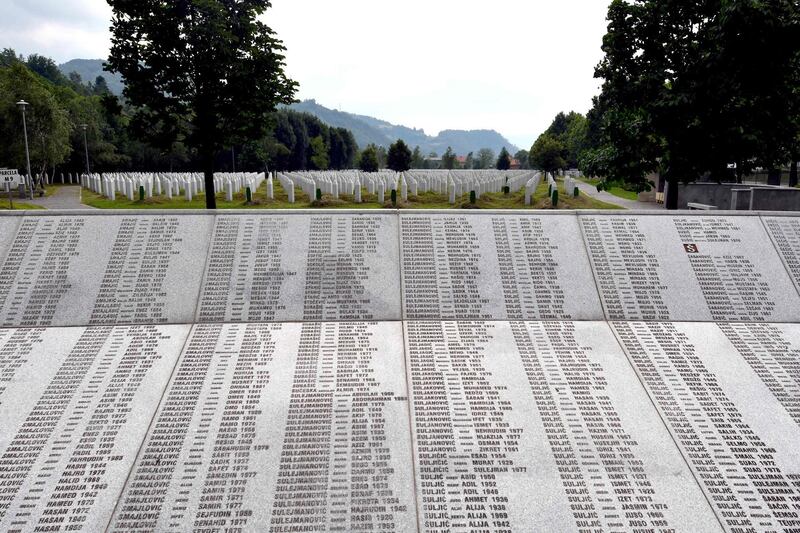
[573,179,663,210]
[24,185,96,210]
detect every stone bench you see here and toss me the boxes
[687,202,718,210]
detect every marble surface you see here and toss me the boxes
[405,320,722,532]
[0,215,213,327]
[580,214,800,322]
[196,214,402,323]
[762,216,800,296]
[108,321,417,533]
[2,211,800,532]
[0,325,190,532]
[612,321,800,532]
[400,213,603,321]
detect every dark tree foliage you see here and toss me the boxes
[442,147,457,170]
[514,149,529,169]
[387,139,412,172]
[496,147,511,170]
[584,0,800,208]
[106,0,298,208]
[359,144,380,172]
[530,134,566,175]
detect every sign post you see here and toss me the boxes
[0,169,21,209]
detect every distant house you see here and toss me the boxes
[510,158,521,170]
[456,156,468,168]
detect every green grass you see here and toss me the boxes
[577,177,639,201]
[81,180,622,210]
[0,201,46,210]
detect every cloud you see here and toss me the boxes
[0,0,610,148]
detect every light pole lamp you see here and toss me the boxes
[16,100,34,199]
[81,124,91,177]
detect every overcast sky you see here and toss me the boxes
[1,0,610,149]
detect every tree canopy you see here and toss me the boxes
[359,144,380,172]
[496,147,511,170]
[106,0,298,208]
[581,0,800,206]
[387,139,412,172]
[530,134,566,175]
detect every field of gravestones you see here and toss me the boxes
[79,169,622,210]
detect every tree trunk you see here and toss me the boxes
[767,168,781,186]
[204,148,217,209]
[790,160,798,188]
[665,176,679,210]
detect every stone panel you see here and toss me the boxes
[196,214,401,323]
[581,214,800,322]
[405,320,721,532]
[762,216,800,296]
[613,321,800,531]
[109,321,416,533]
[0,215,213,327]
[401,214,603,320]
[0,325,190,532]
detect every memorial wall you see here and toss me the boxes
[0,209,798,533]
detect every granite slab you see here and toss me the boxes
[195,214,401,323]
[0,216,21,264]
[0,325,190,532]
[762,216,800,297]
[108,321,416,533]
[612,321,800,531]
[405,320,722,532]
[0,215,213,327]
[400,213,603,321]
[580,214,800,322]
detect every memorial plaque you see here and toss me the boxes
[612,321,800,531]
[400,214,603,320]
[0,215,213,327]
[581,214,800,322]
[405,320,721,532]
[0,217,21,262]
[109,321,416,533]
[0,325,189,532]
[763,216,800,296]
[196,214,401,323]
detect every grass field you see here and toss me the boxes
[579,177,640,201]
[82,179,622,210]
[0,201,46,210]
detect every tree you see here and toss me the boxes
[309,136,329,170]
[411,146,425,169]
[530,134,566,175]
[359,144,379,172]
[464,152,474,170]
[476,148,495,170]
[587,0,800,207]
[496,147,511,170]
[376,145,388,169]
[515,149,529,169]
[106,0,297,208]
[25,54,68,85]
[387,139,412,172]
[442,147,457,170]
[0,63,72,176]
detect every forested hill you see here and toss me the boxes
[288,100,519,155]
[55,60,519,156]
[58,59,124,95]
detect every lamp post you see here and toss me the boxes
[16,100,33,199]
[81,124,90,177]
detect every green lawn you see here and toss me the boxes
[81,180,622,210]
[0,201,46,210]
[578,177,639,201]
